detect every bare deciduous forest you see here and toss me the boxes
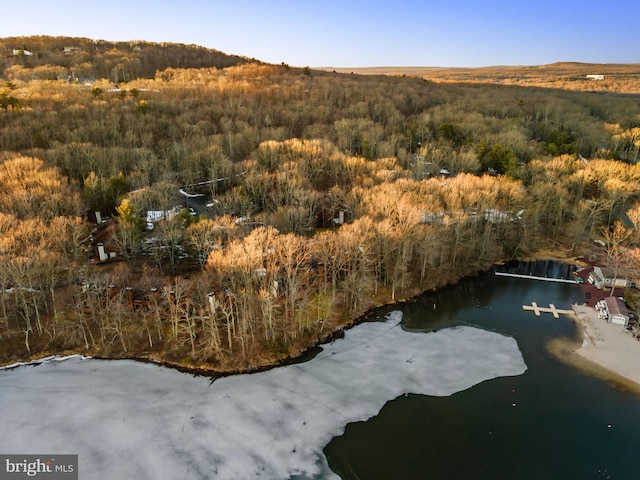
[1,37,640,372]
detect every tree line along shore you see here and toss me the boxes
[1,38,640,372]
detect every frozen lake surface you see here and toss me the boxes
[0,311,526,479]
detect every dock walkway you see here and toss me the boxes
[495,271,576,283]
[522,302,574,318]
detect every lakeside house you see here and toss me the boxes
[588,266,629,290]
[596,297,630,326]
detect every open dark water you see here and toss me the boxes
[324,261,640,480]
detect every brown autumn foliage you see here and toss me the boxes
[1,37,640,372]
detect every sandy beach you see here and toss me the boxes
[570,304,640,389]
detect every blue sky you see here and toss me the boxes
[4,0,639,67]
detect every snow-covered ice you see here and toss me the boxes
[0,311,527,479]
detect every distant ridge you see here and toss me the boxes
[318,63,640,94]
[319,62,640,74]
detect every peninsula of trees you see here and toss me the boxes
[1,36,640,372]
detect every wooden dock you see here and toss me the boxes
[495,271,576,283]
[522,302,573,318]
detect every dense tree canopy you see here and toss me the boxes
[1,37,640,371]
[1,36,246,82]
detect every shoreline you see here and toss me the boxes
[4,257,640,393]
[0,263,474,377]
[551,304,640,394]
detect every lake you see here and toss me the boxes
[1,261,639,479]
[325,261,640,480]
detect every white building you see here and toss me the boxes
[145,206,183,229]
[588,266,628,290]
[596,297,630,326]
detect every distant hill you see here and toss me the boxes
[320,62,640,94]
[0,36,250,83]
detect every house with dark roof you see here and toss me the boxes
[596,297,630,326]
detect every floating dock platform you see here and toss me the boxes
[522,302,574,318]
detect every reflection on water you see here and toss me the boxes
[325,262,640,480]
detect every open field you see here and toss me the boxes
[322,62,640,94]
